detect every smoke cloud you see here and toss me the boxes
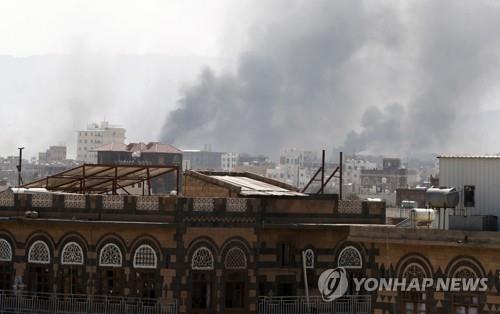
[161,0,500,156]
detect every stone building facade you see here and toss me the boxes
[1,184,500,313]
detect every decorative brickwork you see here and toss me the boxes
[226,198,247,212]
[338,200,362,214]
[102,195,124,210]
[193,198,214,212]
[136,196,159,211]
[0,190,14,207]
[64,194,86,209]
[32,193,53,208]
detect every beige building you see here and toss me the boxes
[76,121,126,163]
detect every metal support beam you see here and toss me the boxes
[339,151,343,200]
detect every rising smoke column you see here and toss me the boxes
[161,0,500,156]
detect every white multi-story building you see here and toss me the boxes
[76,121,126,163]
[343,157,377,193]
[221,152,239,171]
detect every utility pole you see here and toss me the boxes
[16,147,24,187]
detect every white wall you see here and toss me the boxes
[439,157,500,217]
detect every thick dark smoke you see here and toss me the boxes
[161,0,500,156]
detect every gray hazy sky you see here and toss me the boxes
[2,0,500,159]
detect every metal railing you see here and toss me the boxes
[0,290,177,314]
[258,295,371,314]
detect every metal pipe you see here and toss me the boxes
[339,151,343,200]
[302,251,310,313]
[321,150,325,194]
[17,147,24,187]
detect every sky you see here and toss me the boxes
[1,0,500,159]
[0,0,233,57]
[0,0,244,158]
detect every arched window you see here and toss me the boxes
[402,263,427,280]
[133,244,157,269]
[224,247,247,270]
[453,266,477,279]
[61,242,84,265]
[304,249,314,269]
[28,240,50,264]
[191,247,214,270]
[99,243,122,267]
[0,239,12,262]
[337,246,362,269]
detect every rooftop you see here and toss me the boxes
[94,142,182,154]
[186,170,307,196]
[21,164,179,194]
[438,155,500,159]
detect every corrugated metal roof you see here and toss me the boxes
[211,175,307,196]
[438,155,500,159]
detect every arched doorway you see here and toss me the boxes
[26,240,52,293]
[0,239,13,290]
[59,241,86,294]
[223,246,248,312]
[97,243,125,295]
[190,246,215,314]
[132,244,160,299]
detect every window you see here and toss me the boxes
[337,246,362,269]
[224,247,247,270]
[61,242,84,265]
[60,266,85,294]
[0,239,12,262]
[28,240,50,264]
[225,272,245,309]
[133,245,157,269]
[464,186,475,207]
[304,249,314,269]
[191,247,214,270]
[279,243,294,267]
[135,272,157,298]
[192,272,213,310]
[452,266,480,314]
[401,263,427,314]
[99,243,122,267]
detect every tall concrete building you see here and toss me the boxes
[76,121,126,163]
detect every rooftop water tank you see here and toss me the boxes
[425,187,459,208]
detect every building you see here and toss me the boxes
[38,146,67,163]
[2,168,500,313]
[182,150,223,171]
[221,152,239,171]
[439,156,500,222]
[95,142,182,194]
[361,158,409,194]
[76,121,126,163]
[396,187,428,208]
[343,157,377,193]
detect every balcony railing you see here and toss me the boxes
[0,290,177,314]
[258,295,371,314]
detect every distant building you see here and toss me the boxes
[182,150,223,171]
[396,187,428,208]
[360,158,408,194]
[221,152,239,171]
[343,157,377,193]
[237,153,270,166]
[95,142,182,194]
[76,121,126,163]
[38,146,67,163]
